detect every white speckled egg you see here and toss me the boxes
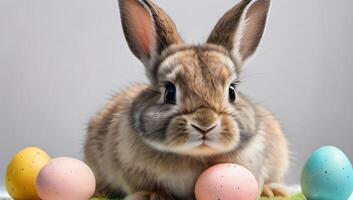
[36,157,96,200]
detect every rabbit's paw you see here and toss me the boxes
[261,184,288,197]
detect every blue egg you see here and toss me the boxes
[301,146,353,200]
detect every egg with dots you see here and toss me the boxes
[195,163,259,200]
[301,146,353,200]
[36,157,96,200]
[5,147,51,200]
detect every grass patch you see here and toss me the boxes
[259,193,306,200]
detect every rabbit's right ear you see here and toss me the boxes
[119,0,182,68]
[207,0,271,65]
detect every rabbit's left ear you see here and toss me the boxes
[119,0,182,67]
[207,0,271,65]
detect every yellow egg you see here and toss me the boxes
[5,147,51,200]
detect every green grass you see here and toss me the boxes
[259,193,306,200]
[91,193,306,200]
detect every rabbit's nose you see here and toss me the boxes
[191,123,217,136]
[190,108,218,127]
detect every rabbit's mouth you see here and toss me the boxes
[175,137,238,157]
[179,117,240,156]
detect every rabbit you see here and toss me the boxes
[84,0,289,199]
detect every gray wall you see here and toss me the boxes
[1,0,353,190]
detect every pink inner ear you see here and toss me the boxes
[125,0,155,58]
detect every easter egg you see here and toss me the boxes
[5,147,51,199]
[301,146,353,200]
[36,157,96,200]
[195,163,259,200]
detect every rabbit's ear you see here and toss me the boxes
[207,0,271,64]
[119,0,182,66]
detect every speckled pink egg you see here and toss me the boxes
[195,163,259,200]
[36,157,96,200]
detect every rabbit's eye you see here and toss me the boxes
[164,82,176,104]
[229,83,236,103]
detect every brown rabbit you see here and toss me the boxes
[84,0,289,199]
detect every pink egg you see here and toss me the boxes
[195,163,259,200]
[36,157,96,200]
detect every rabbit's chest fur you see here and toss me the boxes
[157,167,200,198]
[116,120,203,197]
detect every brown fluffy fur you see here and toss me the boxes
[85,0,289,199]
